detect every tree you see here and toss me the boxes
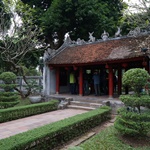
[0,4,46,98]
[124,0,150,29]
[20,0,127,49]
[114,68,150,137]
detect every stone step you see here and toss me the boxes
[73,99,102,103]
[67,105,95,111]
[70,101,102,108]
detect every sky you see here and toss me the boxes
[123,0,150,13]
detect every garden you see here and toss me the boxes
[0,0,150,149]
[0,68,149,150]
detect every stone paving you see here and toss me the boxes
[0,109,87,140]
[0,94,122,140]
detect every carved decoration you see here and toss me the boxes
[101,30,109,41]
[127,27,141,37]
[88,32,95,42]
[115,27,122,38]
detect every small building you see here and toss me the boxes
[43,29,150,98]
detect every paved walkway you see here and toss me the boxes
[0,94,121,140]
[0,109,87,140]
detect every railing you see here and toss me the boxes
[0,76,43,94]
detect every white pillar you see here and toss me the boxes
[43,64,56,96]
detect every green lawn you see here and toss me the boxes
[69,126,150,150]
[14,97,31,107]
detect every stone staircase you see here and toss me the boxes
[67,100,103,111]
[52,95,124,113]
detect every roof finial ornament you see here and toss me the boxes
[101,30,109,41]
[53,32,59,45]
[88,32,95,42]
[64,32,72,45]
[127,27,141,37]
[115,27,122,38]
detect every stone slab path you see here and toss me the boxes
[0,109,87,140]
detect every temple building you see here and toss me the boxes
[43,28,150,98]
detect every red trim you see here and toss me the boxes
[79,67,83,96]
[73,66,78,70]
[108,67,113,98]
[48,56,145,67]
[122,63,128,68]
[118,68,122,95]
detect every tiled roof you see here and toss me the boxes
[47,36,148,65]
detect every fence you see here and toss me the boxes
[0,76,43,94]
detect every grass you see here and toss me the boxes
[69,126,150,150]
[14,97,31,107]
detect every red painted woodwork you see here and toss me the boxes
[122,63,128,68]
[79,67,83,96]
[105,64,109,69]
[108,67,113,98]
[56,68,60,94]
[73,66,78,70]
[118,68,122,95]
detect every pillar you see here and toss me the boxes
[108,66,113,99]
[56,68,60,94]
[79,67,83,96]
[118,68,122,95]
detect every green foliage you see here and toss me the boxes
[0,72,19,108]
[0,92,19,109]
[20,66,40,76]
[14,97,31,106]
[0,72,17,84]
[0,84,17,92]
[114,108,150,136]
[120,95,150,110]
[0,106,111,150]
[0,100,59,123]
[23,79,42,95]
[115,68,150,137]
[21,0,126,48]
[122,68,149,96]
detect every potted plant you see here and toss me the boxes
[27,80,43,103]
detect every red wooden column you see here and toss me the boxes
[118,68,122,95]
[108,66,113,98]
[56,68,60,94]
[79,67,83,96]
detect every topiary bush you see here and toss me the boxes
[114,68,150,137]
[0,72,17,84]
[122,68,149,96]
[0,72,19,108]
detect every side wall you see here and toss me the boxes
[43,64,56,95]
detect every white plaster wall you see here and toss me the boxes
[50,69,56,94]
[43,64,56,96]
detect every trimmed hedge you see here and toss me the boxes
[0,106,111,150]
[0,100,59,123]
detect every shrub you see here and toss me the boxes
[0,107,111,150]
[0,72,17,84]
[122,68,149,96]
[114,68,150,137]
[0,72,19,108]
[0,100,59,123]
